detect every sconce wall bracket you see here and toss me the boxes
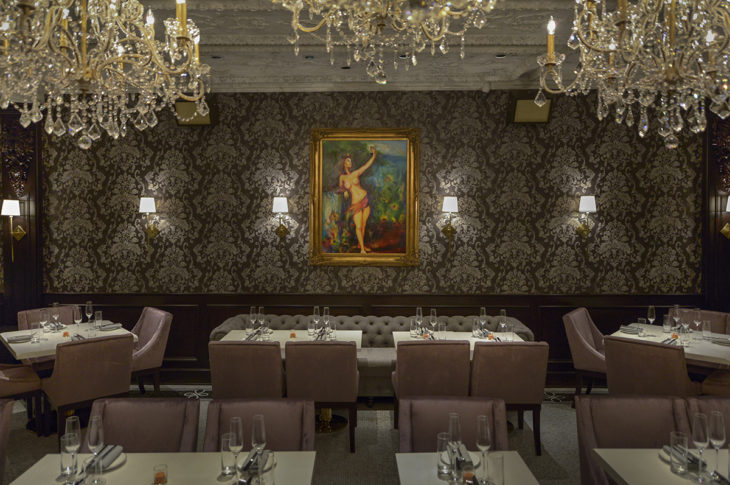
[721,222,730,239]
[442,220,456,259]
[577,214,591,238]
[275,214,289,256]
[11,223,25,241]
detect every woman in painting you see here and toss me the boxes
[339,145,376,253]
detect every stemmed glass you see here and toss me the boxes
[476,415,492,485]
[39,309,49,333]
[692,413,710,483]
[85,301,93,324]
[416,307,423,334]
[87,415,106,485]
[672,304,681,329]
[64,415,81,479]
[430,309,438,336]
[257,307,266,334]
[229,417,243,481]
[73,306,82,327]
[692,308,702,341]
[710,411,726,478]
[248,306,256,334]
[252,414,266,451]
[499,309,507,332]
[51,303,61,330]
[647,306,656,327]
[313,306,320,333]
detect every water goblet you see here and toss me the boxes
[252,414,266,451]
[448,412,461,444]
[692,413,710,483]
[710,411,726,478]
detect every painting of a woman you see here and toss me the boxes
[339,146,376,253]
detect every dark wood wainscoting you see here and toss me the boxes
[41,293,705,386]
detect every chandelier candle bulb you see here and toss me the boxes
[546,17,555,61]
[176,0,187,37]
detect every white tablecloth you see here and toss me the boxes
[593,448,728,485]
[610,323,730,368]
[10,451,316,485]
[396,451,538,485]
[0,322,137,360]
[393,331,524,351]
[221,329,362,350]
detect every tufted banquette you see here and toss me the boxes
[210,314,534,397]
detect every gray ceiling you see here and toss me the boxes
[146,0,576,92]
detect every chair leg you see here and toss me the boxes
[573,372,583,408]
[34,392,42,437]
[348,404,356,453]
[25,397,32,420]
[533,406,542,456]
[43,394,52,437]
[393,398,399,429]
[517,410,524,430]
[586,377,593,395]
[153,369,161,393]
[137,375,146,394]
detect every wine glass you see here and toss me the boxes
[499,309,507,332]
[73,306,82,327]
[416,307,423,333]
[229,417,243,480]
[692,308,702,341]
[430,309,438,336]
[248,306,256,334]
[257,307,266,333]
[65,415,81,474]
[51,303,61,329]
[448,412,461,444]
[692,413,710,483]
[87,416,106,485]
[85,301,93,323]
[39,308,49,332]
[476,415,492,484]
[313,306,320,332]
[647,306,656,326]
[251,414,266,451]
[710,411,726,477]
[672,304,681,328]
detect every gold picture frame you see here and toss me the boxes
[310,128,419,266]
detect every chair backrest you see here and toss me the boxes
[203,399,315,452]
[669,308,730,334]
[80,398,199,453]
[209,341,284,399]
[604,336,697,396]
[131,307,173,371]
[562,307,606,374]
[394,341,470,398]
[398,397,509,452]
[575,395,690,485]
[47,335,134,406]
[0,399,14,482]
[284,342,358,402]
[470,342,549,404]
[17,305,78,330]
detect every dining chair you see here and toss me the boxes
[130,307,173,393]
[392,341,470,428]
[41,334,134,442]
[398,397,509,453]
[0,364,42,436]
[575,395,690,485]
[562,307,606,403]
[284,341,359,452]
[604,336,701,396]
[0,399,14,482]
[203,399,315,452]
[208,341,284,399]
[469,341,549,455]
[669,307,729,334]
[80,397,199,453]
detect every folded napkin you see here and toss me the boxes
[245,329,261,341]
[85,444,123,472]
[711,336,730,346]
[619,325,640,334]
[99,323,122,331]
[6,334,32,343]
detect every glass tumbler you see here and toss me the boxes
[220,433,236,478]
[60,434,78,479]
[662,315,671,333]
[410,319,419,338]
[702,320,712,340]
[487,453,504,485]
[436,432,453,481]
[670,431,688,475]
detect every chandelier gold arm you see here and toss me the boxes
[295,18,328,34]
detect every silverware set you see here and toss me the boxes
[660,337,678,345]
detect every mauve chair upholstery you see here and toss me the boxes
[669,307,730,334]
[0,400,14,482]
[392,341,471,398]
[285,341,359,452]
[131,307,172,392]
[80,398,199,453]
[203,399,315,452]
[563,308,606,374]
[209,341,284,399]
[398,397,509,453]
[470,341,548,454]
[604,336,701,396]
[41,334,134,438]
[576,395,690,485]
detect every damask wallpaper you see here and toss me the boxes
[41,91,703,295]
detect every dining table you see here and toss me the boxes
[396,451,538,485]
[392,330,524,352]
[10,451,317,485]
[593,448,729,485]
[0,321,137,361]
[220,329,363,356]
[610,323,730,369]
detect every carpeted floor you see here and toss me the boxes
[4,387,582,484]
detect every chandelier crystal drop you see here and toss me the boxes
[535,0,730,149]
[271,0,499,84]
[0,0,211,149]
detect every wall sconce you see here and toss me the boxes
[577,195,597,238]
[1,199,25,263]
[441,196,458,259]
[722,197,730,239]
[139,197,160,257]
[273,196,289,255]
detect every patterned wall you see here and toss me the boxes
[42,91,703,295]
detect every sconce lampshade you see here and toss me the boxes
[579,196,597,213]
[1,199,20,217]
[442,196,459,214]
[139,197,156,214]
[272,197,289,214]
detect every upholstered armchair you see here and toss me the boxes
[81,398,199,453]
[0,364,42,436]
[208,341,284,399]
[130,307,172,393]
[563,308,606,402]
[203,399,315,452]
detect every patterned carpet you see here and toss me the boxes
[4,387,582,485]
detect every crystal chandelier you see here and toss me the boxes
[0,0,210,149]
[535,0,730,149]
[271,0,498,85]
